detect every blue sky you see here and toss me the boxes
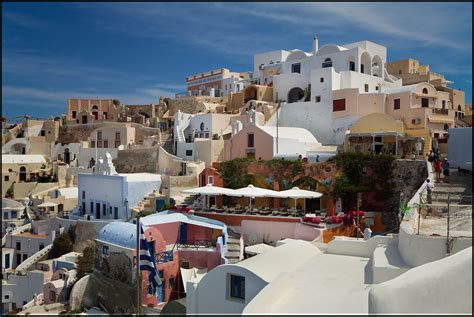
[2,2,472,119]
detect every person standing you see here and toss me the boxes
[425,179,434,204]
[434,159,443,183]
[442,158,450,183]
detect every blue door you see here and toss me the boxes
[157,270,165,303]
[5,254,10,269]
[179,223,187,244]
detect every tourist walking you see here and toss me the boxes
[434,159,443,183]
[442,158,450,183]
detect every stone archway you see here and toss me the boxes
[288,87,304,103]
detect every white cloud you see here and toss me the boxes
[2,84,178,110]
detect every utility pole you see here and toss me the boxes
[136,215,141,315]
[446,194,451,254]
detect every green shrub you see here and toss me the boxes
[48,232,73,259]
[76,244,94,279]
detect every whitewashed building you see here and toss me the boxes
[70,152,161,221]
[261,37,402,145]
[2,198,26,235]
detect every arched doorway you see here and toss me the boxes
[19,166,27,182]
[288,87,304,103]
[244,86,258,102]
[360,52,371,75]
[64,148,70,164]
[92,105,99,120]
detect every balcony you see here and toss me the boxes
[432,108,449,115]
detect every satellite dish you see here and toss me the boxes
[249,234,258,244]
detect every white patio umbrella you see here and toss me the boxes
[226,184,282,210]
[181,184,234,210]
[277,187,323,212]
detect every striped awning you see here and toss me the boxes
[428,115,455,124]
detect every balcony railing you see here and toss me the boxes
[177,239,216,250]
[432,108,449,115]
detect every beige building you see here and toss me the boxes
[344,113,424,158]
[2,155,48,197]
[66,99,123,124]
[383,82,453,153]
[88,124,136,149]
[386,58,466,122]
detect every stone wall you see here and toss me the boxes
[167,96,226,115]
[57,122,161,144]
[113,147,159,173]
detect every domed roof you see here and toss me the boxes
[349,113,404,134]
[97,222,137,249]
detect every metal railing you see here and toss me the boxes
[176,239,216,250]
[432,108,449,115]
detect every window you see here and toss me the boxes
[208,176,214,184]
[422,88,428,94]
[16,242,21,250]
[115,140,121,148]
[114,207,118,219]
[246,149,256,158]
[97,140,102,148]
[97,131,102,140]
[322,58,332,68]
[442,100,446,109]
[103,204,106,216]
[72,111,77,119]
[82,191,85,199]
[333,99,346,112]
[247,133,254,148]
[39,244,44,251]
[349,61,355,71]
[4,212,9,220]
[421,98,429,108]
[109,206,112,214]
[315,96,321,103]
[361,64,365,73]
[230,275,245,300]
[375,86,379,91]
[205,133,209,138]
[23,254,27,261]
[186,150,193,156]
[200,122,205,131]
[364,84,369,92]
[11,210,17,219]
[103,112,107,120]
[394,99,401,110]
[4,175,9,181]
[320,77,324,83]
[115,132,120,140]
[291,63,301,74]
[91,141,95,148]
[40,130,45,136]
[102,246,109,255]
[103,140,108,148]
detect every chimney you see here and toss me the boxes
[313,36,319,53]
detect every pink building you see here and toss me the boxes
[94,213,228,307]
[224,118,321,160]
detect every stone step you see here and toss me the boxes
[371,244,412,284]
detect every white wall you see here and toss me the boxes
[5,231,55,268]
[448,128,472,170]
[187,264,267,314]
[326,234,399,258]
[77,174,125,220]
[368,247,472,314]
[2,271,45,310]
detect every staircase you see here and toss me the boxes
[160,130,174,154]
[429,169,472,213]
[225,229,241,264]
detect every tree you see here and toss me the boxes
[48,232,73,259]
[76,244,94,279]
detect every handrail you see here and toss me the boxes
[15,244,53,275]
